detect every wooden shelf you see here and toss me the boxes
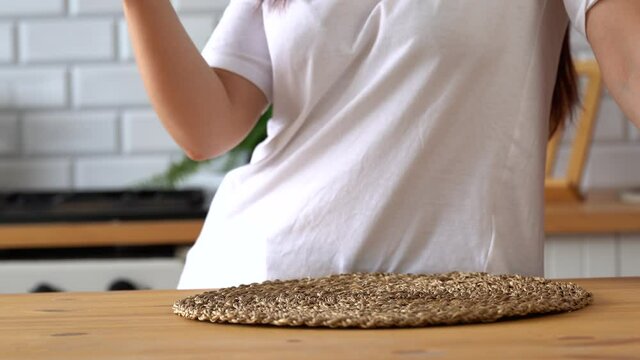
[0,190,638,250]
[545,189,640,234]
[0,219,203,250]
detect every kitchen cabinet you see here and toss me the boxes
[544,190,640,279]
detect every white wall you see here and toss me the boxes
[0,0,228,190]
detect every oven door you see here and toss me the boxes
[0,258,184,294]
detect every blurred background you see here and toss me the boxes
[0,0,639,293]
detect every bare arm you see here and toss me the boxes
[586,0,640,129]
[123,0,268,160]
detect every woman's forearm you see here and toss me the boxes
[123,0,235,160]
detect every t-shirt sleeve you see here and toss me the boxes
[563,0,601,38]
[201,0,273,102]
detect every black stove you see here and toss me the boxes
[0,189,209,224]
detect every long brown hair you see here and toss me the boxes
[551,29,579,139]
[260,0,577,139]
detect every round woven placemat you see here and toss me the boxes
[172,271,593,328]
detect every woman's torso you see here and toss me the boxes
[178,0,570,289]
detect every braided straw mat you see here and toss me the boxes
[172,271,593,328]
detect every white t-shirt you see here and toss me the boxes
[178,0,600,289]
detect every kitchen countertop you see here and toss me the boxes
[0,277,638,359]
[0,190,640,250]
[1,190,640,251]
[545,189,640,234]
[0,219,203,249]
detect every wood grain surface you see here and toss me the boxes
[0,277,638,359]
[0,219,203,249]
[545,190,640,234]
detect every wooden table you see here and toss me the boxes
[1,277,638,359]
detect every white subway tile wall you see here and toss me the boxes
[0,159,71,189]
[0,67,67,108]
[72,65,149,107]
[629,122,640,141]
[0,113,18,154]
[0,1,224,190]
[122,110,181,153]
[23,111,117,154]
[0,23,13,63]
[74,155,172,189]
[69,0,124,15]
[19,19,114,62]
[0,0,65,16]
